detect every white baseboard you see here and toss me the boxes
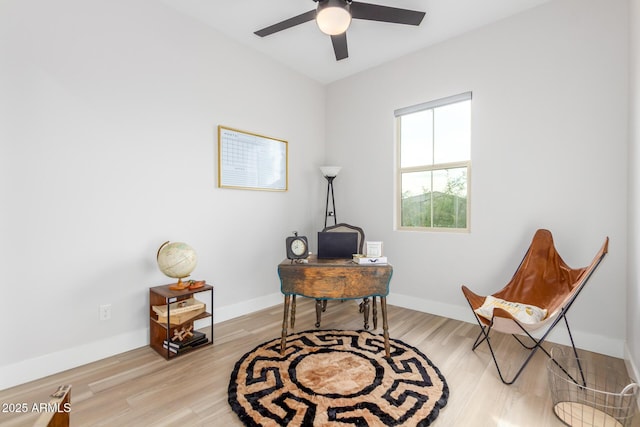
[387,292,625,359]
[212,292,282,324]
[387,292,472,323]
[624,344,640,412]
[0,328,147,391]
[625,343,640,382]
[0,292,283,391]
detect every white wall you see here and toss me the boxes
[628,0,640,381]
[0,0,325,389]
[326,0,629,357]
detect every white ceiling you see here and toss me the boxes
[160,0,552,84]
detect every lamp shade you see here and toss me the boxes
[316,0,352,36]
[320,166,341,177]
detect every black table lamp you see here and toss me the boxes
[320,166,341,228]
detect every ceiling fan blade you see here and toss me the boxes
[254,10,316,37]
[350,2,425,26]
[331,33,349,61]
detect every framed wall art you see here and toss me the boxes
[218,126,288,191]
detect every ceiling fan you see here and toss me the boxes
[254,0,426,61]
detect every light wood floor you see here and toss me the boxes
[1,299,638,426]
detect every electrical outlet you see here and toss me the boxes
[99,304,112,321]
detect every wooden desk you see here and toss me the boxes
[277,255,393,357]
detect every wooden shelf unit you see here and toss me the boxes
[149,283,214,360]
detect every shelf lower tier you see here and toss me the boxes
[150,328,213,360]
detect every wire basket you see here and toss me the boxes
[547,350,639,427]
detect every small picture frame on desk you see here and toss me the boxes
[366,241,383,257]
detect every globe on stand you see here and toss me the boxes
[157,241,199,291]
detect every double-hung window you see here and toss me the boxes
[395,92,471,231]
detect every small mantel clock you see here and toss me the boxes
[286,231,309,261]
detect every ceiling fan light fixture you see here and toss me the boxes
[316,0,352,36]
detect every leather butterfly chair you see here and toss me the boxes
[316,223,372,328]
[461,229,608,385]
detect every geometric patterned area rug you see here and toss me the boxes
[228,329,449,426]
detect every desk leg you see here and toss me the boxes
[381,296,390,359]
[315,300,323,328]
[281,295,290,355]
[372,297,378,330]
[291,295,296,329]
[362,297,370,330]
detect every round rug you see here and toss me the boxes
[228,329,449,426]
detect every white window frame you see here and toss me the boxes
[395,92,472,232]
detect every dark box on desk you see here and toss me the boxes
[317,231,358,259]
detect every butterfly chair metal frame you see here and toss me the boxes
[462,229,609,385]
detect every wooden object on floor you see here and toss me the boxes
[277,255,393,357]
[33,385,71,427]
[149,283,214,359]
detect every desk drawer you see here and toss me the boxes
[278,264,391,298]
